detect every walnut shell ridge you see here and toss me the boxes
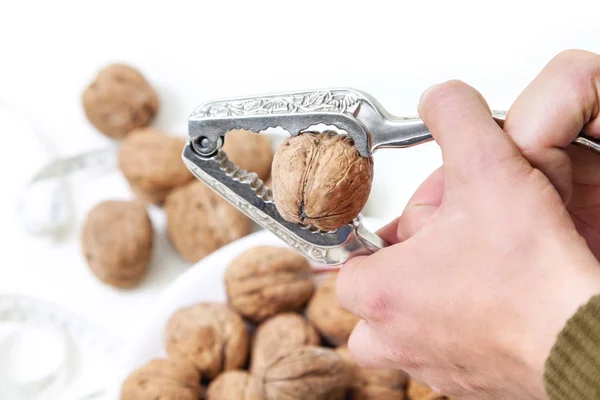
[250,313,320,376]
[165,181,252,263]
[82,64,158,139]
[164,302,249,380]
[306,273,360,346]
[225,246,314,323]
[118,128,193,204]
[120,357,201,400]
[81,200,153,288]
[271,132,373,231]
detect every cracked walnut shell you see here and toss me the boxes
[250,313,320,376]
[119,128,193,204]
[306,273,360,346]
[225,246,314,323]
[260,346,351,400]
[82,64,158,139]
[206,370,264,400]
[164,302,249,380]
[81,200,153,288]
[120,357,201,400]
[222,129,274,181]
[337,346,407,399]
[165,181,252,263]
[271,132,373,231]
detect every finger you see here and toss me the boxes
[347,319,397,369]
[376,217,402,245]
[337,249,397,323]
[418,80,520,184]
[503,49,600,201]
[396,166,444,241]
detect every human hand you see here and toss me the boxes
[503,50,600,259]
[336,79,600,399]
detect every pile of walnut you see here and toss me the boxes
[80,64,273,288]
[121,246,453,400]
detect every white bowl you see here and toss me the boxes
[112,217,387,395]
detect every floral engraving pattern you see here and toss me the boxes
[191,90,361,119]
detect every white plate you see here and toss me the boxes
[115,217,387,393]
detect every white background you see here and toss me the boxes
[1,0,600,342]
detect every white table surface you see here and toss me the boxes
[1,0,600,345]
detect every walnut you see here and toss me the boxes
[223,129,274,181]
[165,181,252,263]
[81,200,153,288]
[250,313,320,376]
[271,132,373,231]
[337,346,407,399]
[260,346,351,400]
[120,357,201,400]
[82,64,158,139]
[118,128,193,204]
[306,273,360,346]
[407,380,450,400]
[164,303,248,380]
[225,246,314,322]
[206,370,264,400]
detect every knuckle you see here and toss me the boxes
[361,287,393,323]
[552,49,599,67]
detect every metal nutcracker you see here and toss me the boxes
[182,88,600,265]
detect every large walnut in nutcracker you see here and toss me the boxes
[119,128,193,204]
[120,358,201,400]
[250,313,320,376]
[164,302,248,379]
[225,246,314,323]
[306,273,360,346]
[271,131,374,231]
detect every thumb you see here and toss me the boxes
[418,80,520,189]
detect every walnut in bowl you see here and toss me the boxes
[120,357,201,400]
[271,131,373,231]
[306,273,360,346]
[164,302,248,380]
[82,64,158,139]
[260,346,352,400]
[206,370,264,400]
[337,346,407,399]
[225,246,314,323]
[250,312,320,376]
